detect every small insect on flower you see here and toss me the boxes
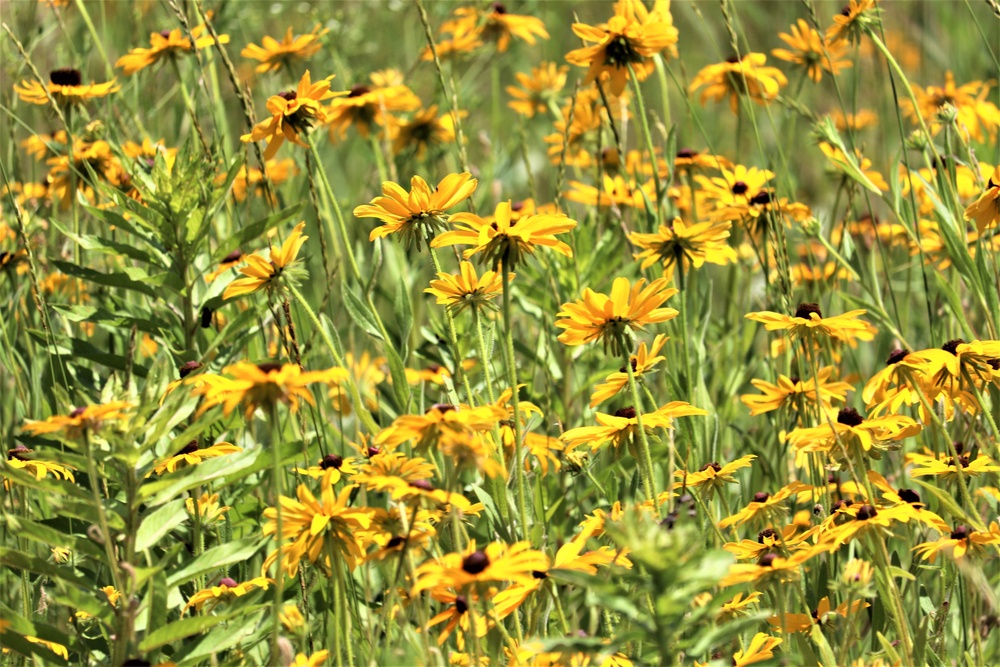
[115,24,229,75]
[241,70,336,159]
[354,173,478,251]
[241,25,328,74]
[14,68,120,106]
[565,0,679,96]
[556,277,678,356]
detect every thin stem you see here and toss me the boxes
[269,408,285,664]
[501,259,530,539]
[624,352,658,510]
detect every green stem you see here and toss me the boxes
[501,259,530,539]
[428,245,474,407]
[308,137,362,282]
[268,408,285,664]
[624,351,658,511]
[628,63,663,226]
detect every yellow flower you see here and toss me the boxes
[720,547,818,587]
[280,604,306,632]
[426,261,506,315]
[564,174,657,209]
[913,523,1000,563]
[412,540,549,596]
[295,453,360,486]
[732,634,782,667]
[565,0,679,96]
[907,450,1000,481]
[186,492,231,524]
[21,402,130,440]
[241,25,328,73]
[717,592,762,622]
[822,503,910,549]
[290,651,330,667]
[506,62,567,118]
[826,0,878,45]
[326,73,421,142]
[193,362,346,419]
[629,218,737,280]
[964,165,1000,233]
[149,440,242,476]
[768,596,868,633]
[689,53,787,114]
[718,481,811,529]
[831,109,879,131]
[556,277,678,355]
[227,158,298,204]
[4,445,75,484]
[183,576,272,613]
[772,19,851,83]
[122,137,178,171]
[263,479,372,576]
[740,367,852,420]
[45,139,126,210]
[375,403,505,451]
[329,352,387,415]
[787,407,920,463]
[443,5,549,53]
[354,173,477,250]
[241,70,336,160]
[50,547,72,563]
[818,142,889,191]
[902,71,1000,142]
[406,364,451,386]
[673,455,755,491]
[116,25,228,75]
[14,68,120,106]
[561,402,706,453]
[222,221,308,299]
[392,105,459,158]
[745,303,875,347]
[590,334,668,407]
[433,200,577,270]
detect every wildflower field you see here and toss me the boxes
[3,0,1000,664]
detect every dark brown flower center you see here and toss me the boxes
[386,535,405,549]
[180,440,200,455]
[942,338,965,355]
[50,68,82,86]
[725,55,741,64]
[461,550,490,574]
[699,461,722,472]
[490,2,507,14]
[349,84,371,98]
[757,528,777,543]
[159,29,173,38]
[794,303,822,319]
[408,479,434,491]
[367,446,380,458]
[222,249,242,264]
[898,488,920,505]
[886,348,909,365]
[753,491,770,503]
[218,577,238,588]
[837,407,864,427]
[69,406,87,418]
[951,525,969,540]
[749,191,772,206]
[510,200,525,212]
[531,569,548,579]
[730,181,749,195]
[179,361,203,378]
[603,35,644,68]
[454,595,468,614]
[614,406,636,419]
[789,376,801,385]
[676,148,697,159]
[7,445,31,461]
[759,552,778,567]
[856,504,878,521]
[321,454,344,470]
[277,90,297,101]
[256,362,283,374]
[429,403,457,414]
[426,363,442,373]
[832,499,853,512]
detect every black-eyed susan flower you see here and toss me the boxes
[825,0,878,45]
[732,634,783,667]
[14,68,120,106]
[724,524,816,561]
[590,334,667,407]
[564,174,657,209]
[45,139,126,209]
[193,362,345,419]
[866,470,948,532]
[375,403,505,451]
[296,454,360,486]
[354,173,477,251]
[673,455,755,492]
[183,576,271,613]
[392,106,460,159]
[902,72,1000,142]
[506,62,567,118]
[406,363,451,387]
[772,19,852,83]
[186,492,231,525]
[629,218,738,280]
[4,445,75,484]
[818,142,889,192]
[831,108,879,131]
[907,449,1000,481]
[768,596,868,633]
[718,481,811,529]
[329,352,387,416]
[433,200,577,270]
[412,540,549,595]
[263,479,372,577]
[115,25,228,75]
[741,367,852,419]
[823,503,911,549]
[787,407,920,463]
[716,592,762,622]
[227,158,298,204]
[222,221,308,299]
[449,4,549,53]
[122,137,178,171]
[241,25,328,74]
[745,303,875,347]
[326,73,421,142]
[911,338,1000,399]
[425,261,506,315]
[21,402,130,440]
[427,589,493,647]
[149,440,242,476]
[913,523,1000,563]
[720,546,819,587]
[555,277,677,355]
[965,165,1000,233]
[689,53,787,114]
[290,652,330,667]
[560,402,706,453]
[565,0,679,96]
[241,71,335,160]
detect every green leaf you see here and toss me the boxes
[0,548,94,588]
[214,203,304,262]
[166,538,261,587]
[138,613,234,652]
[385,343,411,413]
[393,278,413,352]
[912,477,973,523]
[342,281,385,341]
[138,445,267,506]
[135,499,188,552]
[51,260,158,297]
